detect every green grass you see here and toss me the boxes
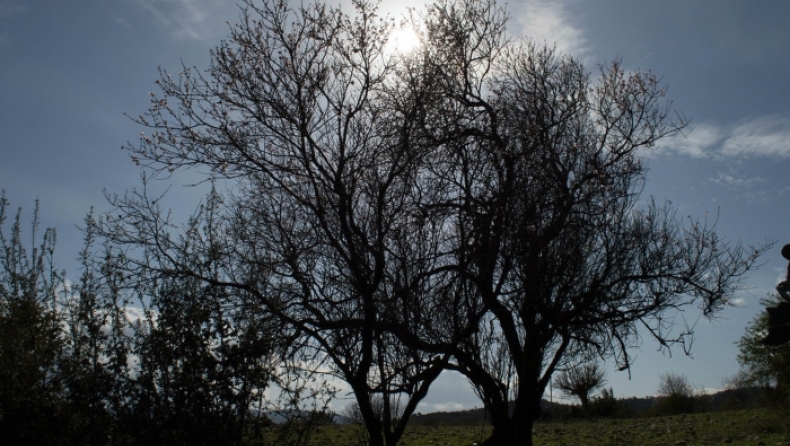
[295,408,790,446]
[300,424,492,446]
[534,408,790,446]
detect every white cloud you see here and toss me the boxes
[721,116,790,158]
[776,267,788,285]
[135,0,171,26]
[708,171,765,189]
[421,402,467,413]
[695,387,723,396]
[130,0,236,42]
[417,370,481,412]
[657,115,790,159]
[123,305,149,325]
[515,0,589,58]
[659,123,723,158]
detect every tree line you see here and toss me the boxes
[1,0,769,445]
[0,192,338,446]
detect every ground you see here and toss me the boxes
[290,408,789,446]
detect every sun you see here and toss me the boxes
[387,26,421,55]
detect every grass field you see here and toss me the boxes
[298,408,790,446]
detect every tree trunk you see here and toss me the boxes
[580,394,590,418]
[480,394,540,446]
[481,419,534,446]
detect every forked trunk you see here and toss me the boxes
[481,418,534,446]
[480,393,541,446]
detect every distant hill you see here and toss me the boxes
[409,407,487,426]
[616,396,658,413]
[335,387,770,426]
[407,399,593,426]
[405,396,661,425]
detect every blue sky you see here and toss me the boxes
[2,0,790,412]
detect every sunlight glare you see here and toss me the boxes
[387,26,421,55]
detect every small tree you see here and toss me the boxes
[0,192,332,445]
[58,220,119,446]
[589,387,620,418]
[655,372,695,414]
[719,371,762,410]
[553,363,606,417]
[0,192,70,445]
[737,294,790,404]
[96,192,292,446]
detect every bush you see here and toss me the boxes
[589,387,620,418]
[651,372,696,415]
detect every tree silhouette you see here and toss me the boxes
[655,372,695,415]
[553,363,606,417]
[0,193,69,446]
[105,1,458,445]
[408,1,764,444]
[738,294,790,402]
[104,0,767,445]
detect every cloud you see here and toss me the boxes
[708,171,765,189]
[721,116,790,158]
[695,387,723,396]
[417,370,480,412]
[123,305,149,325]
[658,115,790,159]
[114,16,135,31]
[515,0,589,58]
[705,169,789,204]
[424,402,467,412]
[135,0,171,26]
[659,123,723,158]
[129,0,236,41]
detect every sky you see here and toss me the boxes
[2,0,790,413]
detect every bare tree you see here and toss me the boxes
[656,372,693,398]
[553,363,606,417]
[104,0,767,445]
[405,0,767,444]
[654,372,696,415]
[105,1,453,445]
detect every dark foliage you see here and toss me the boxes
[737,294,790,405]
[0,192,71,446]
[589,387,621,418]
[0,193,318,446]
[650,372,696,416]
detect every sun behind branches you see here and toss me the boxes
[387,25,421,54]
